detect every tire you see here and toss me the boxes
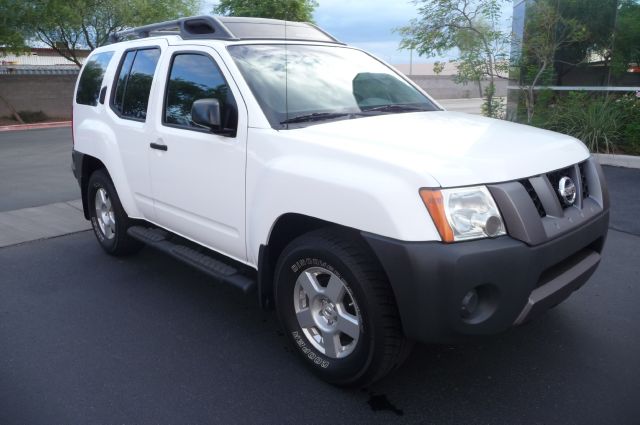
[274,228,412,387]
[87,169,143,256]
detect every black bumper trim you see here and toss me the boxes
[71,149,83,184]
[362,211,609,344]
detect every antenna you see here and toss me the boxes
[284,11,290,129]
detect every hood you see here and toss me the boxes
[287,111,590,187]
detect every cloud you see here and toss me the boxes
[204,0,512,65]
[315,0,512,64]
[314,0,417,40]
[314,0,427,64]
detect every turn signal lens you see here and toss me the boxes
[419,189,455,242]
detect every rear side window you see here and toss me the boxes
[164,53,237,134]
[76,51,114,106]
[111,48,161,121]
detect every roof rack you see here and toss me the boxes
[109,15,343,44]
[109,16,236,43]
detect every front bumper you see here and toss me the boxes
[71,150,90,220]
[364,157,610,343]
[363,211,608,343]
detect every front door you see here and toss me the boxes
[147,47,247,262]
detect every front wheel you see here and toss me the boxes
[87,169,142,256]
[274,228,412,387]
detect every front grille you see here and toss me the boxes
[490,157,604,247]
[520,179,546,217]
[578,162,590,200]
[546,166,574,208]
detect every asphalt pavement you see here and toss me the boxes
[602,165,640,236]
[0,127,89,247]
[1,225,638,424]
[0,127,78,212]
[1,128,639,424]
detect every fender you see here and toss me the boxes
[245,129,443,265]
[74,116,143,219]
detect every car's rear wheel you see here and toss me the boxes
[274,228,412,387]
[87,169,142,256]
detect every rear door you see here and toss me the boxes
[147,46,248,262]
[107,42,166,220]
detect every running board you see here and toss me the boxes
[127,226,255,294]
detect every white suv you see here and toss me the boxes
[72,16,610,386]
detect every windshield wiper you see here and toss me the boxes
[360,104,430,113]
[280,112,354,125]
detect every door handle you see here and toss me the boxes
[150,143,168,151]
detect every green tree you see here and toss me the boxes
[611,0,640,77]
[554,0,617,85]
[432,61,445,75]
[397,0,510,118]
[0,0,199,66]
[513,0,587,123]
[0,2,25,51]
[213,0,318,22]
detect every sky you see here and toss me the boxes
[314,0,428,64]
[203,1,514,65]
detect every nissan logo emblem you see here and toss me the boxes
[558,176,577,205]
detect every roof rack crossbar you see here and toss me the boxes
[109,16,238,43]
[108,15,343,45]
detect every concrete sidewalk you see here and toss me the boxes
[0,199,90,248]
[0,121,71,132]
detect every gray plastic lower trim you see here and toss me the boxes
[513,250,601,325]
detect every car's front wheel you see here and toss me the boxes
[87,169,142,256]
[274,228,412,387]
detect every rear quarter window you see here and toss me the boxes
[76,51,114,106]
[111,48,161,121]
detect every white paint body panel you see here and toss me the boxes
[73,37,590,269]
[145,45,248,261]
[279,111,590,188]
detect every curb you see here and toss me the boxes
[0,121,71,132]
[594,153,640,169]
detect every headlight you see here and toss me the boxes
[420,186,506,242]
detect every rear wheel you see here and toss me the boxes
[87,169,142,256]
[274,228,412,387]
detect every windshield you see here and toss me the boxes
[227,44,439,128]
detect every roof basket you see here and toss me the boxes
[109,15,342,44]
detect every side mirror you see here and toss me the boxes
[191,98,221,131]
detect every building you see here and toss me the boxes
[393,62,507,100]
[0,47,87,74]
[508,0,640,116]
[0,48,88,120]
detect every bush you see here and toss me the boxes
[517,91,640,155]
[481,83,505,119]
[17,110,48,123]
[544,93,622,153]
[615,93,640,155]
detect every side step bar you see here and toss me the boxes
[127,226,255,294]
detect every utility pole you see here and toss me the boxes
[409,47,413,76]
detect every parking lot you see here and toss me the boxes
[1,128,639,424]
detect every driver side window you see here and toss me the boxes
[163,53,238,136]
